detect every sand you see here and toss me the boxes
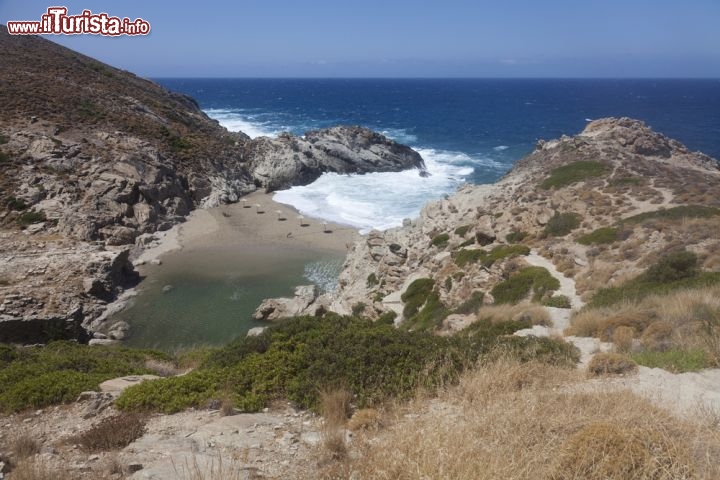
[137,191,360,265]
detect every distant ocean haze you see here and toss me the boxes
[157,78,720,232]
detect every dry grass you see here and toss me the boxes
[612,325,635,353]
[347,408,382,431]
[587,353,638,376]
[317,358,720,479]
[144,358,182,377]
[568,285,720,365]
[68,412,147,452]
[12,434,40,459]
[172,454,259,480]
[474,302,550,326]
[6,459,58,480]
[319,388,352,459]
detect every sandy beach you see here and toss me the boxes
[137,191,360,265]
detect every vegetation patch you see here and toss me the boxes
[544,212,581,237]
[589,250,720,308]
[623,205,720,224]
[366,273,379,287]
[453,291,485,315]
[587,353,638,376]
[505,230,528,243]
[453,248,485,267]
[431,233,450,248]
[68,413,147,452]
[6,196,28,211]
[0,341,170,412]
[16,210,46,226]
[542,295,571,309]
[609,176,644,187]
[401,278,435,318]
[578,226,619,245]
[402,291,450,331]
[631,348,710,373]
[454,225,472,237]
[491,266,560,305]
[453,244,529,268]
[540,160,609,189]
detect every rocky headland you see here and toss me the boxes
[0,26,423,343]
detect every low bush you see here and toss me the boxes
[587,353,638,376]
[631,348,711,373]
[491,267,560,305]
[612,326,635,354]
[453,244,529,268]
[0,341,170,412]
[544,212,581,237]
[117,314,578,414]
[6,196,28,211]
[401,278,435,318]
[69,413,147,451]
[578,227,619,245]
[402,292,450,331]
[16,210,46,226]
[431,233,450,248]
[453,291,485,315]
[589,250,720,308]
[540,161,609,189]
[505,230,528,243]
[623,205,720,224]
[453,248,485,267]
[366,273,379,286]
[542,295,571,309]
[454,225,472,237]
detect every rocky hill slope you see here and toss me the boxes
[0,26,424,342]
[330,118,720,326]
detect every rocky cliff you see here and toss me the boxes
[246,126,426,191]
[0,27,426,343]
[329,118,720,327]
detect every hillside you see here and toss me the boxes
[0,27,423,342]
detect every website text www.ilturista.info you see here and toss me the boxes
[7,7,150,36]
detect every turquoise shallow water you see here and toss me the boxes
[118,244,344,350]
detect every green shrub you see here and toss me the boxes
[631,348,710,373]
[542,295,571,309]
[401,278,435,318]
[491,267,560,305]
[544,212,581,237]
[609,176,644,187]
[505,231,528,243]
[623,205,720,224]
[377,311,398,324]
[0,134,9,144]
[6,196,27,211]
[644,250,698,283]
[453,291,485,314]
[541,161,609,189]
[17,210,46,226]
[578,227,618,245]
[589,250,720,308]
[0,342,169,412]
[483,244,530,267]
[0,151,9,163]
[458,238,475,248]
[402,292,450,331]
[454,225,472,237]
[351,302,367,315]
[366,273,379,287]
[431,233,450,248]
[454,248,485,267]
[117,314,579,414]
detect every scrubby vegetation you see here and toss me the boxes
[453,291,485,315]
[68,413,148,452]
[16,210,46,226]
[544,212,581,237]
[491,266,560,304]
[505,230,528,243]
[453,244,529,268]
[542,295,571,309]
[578,226,619,245]
[115,314,577,414]
[0,342,170,412]
[589,250,720,308]
[631,348,710,373]
[540,160,609,189]
[401,278,435,318]
[430,233,450,247]
[623,205,720,224]
[454,225,471,237]
[587,353,638,376]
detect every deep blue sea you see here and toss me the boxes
[157,78,720,232]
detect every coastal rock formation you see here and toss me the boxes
[0,27,425,342]
[244,126,427,191]
[253,285,321,321]
[330,118,720,322]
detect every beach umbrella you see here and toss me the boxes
[241,198,248,208]
[276,210,286,221]
[255,203,262,213]
[297,215,305,226]
[322,221,329,233]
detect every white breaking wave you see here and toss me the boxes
[380,128,418,144]
[274,148,480,234]
[205,108,282,138]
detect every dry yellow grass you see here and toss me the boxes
[347,408,382,431]
[319,388,353,460]
[587,352,638,376]
[612,325,635,353]
[315,359,720,480]
[568,285,720,364]
[474,302,550,326]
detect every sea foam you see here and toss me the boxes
[205,108,282,138]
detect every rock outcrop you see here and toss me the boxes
[329,118,720,323]
[245,126,426,191]
[0,27,426,342]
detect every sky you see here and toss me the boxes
[1,0,719,78]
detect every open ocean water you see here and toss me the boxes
[158,78,720,232]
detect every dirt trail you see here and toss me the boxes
[517,250,720,419]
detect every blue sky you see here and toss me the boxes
[1,0,719,77]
